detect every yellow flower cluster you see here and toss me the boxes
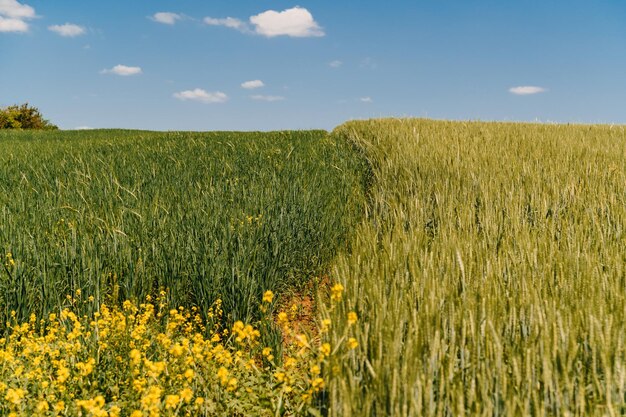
[232,213,263,229]
[0,284,360,416]
[269,282,362,405]
[4,252,17,273]
[330,283,344,302]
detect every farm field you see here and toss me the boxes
[0,129,366,415]
[1,119,626,416]
[327,119,626,416]
[0,129,365,326]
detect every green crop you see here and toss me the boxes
[326,119,626,416]
[0,129,365,330]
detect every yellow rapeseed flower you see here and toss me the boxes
[164,394,180,409]
[262,290,274,303]
[321,318,331,332]
[330,283,344,302]
[227,377,238,391]
[5,388,26,405]
[295,334,309,348]
[0,293,344,416]
[262,346,274,360]
[347,337,359,350]
[277,311,288,325]
[312,377,325,391]
[217,366,229,385]
[130,349,142,365]
[57,366,70,383]
[76,357,96,376]
[347,311,358,325]
[36,400,49,412]
[284,356,297,368]
[180,387,193,403]
[5,252,15,268]
[320,343,331,357]
[54,401,65,412]
[141,385,163,411]
[169,343,184,357]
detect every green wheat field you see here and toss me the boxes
[1,119,625,416]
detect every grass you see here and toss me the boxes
[0,129,366,329]
[326,119,626,416]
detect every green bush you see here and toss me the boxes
[0,103,58,130]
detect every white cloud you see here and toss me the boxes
[241,80,264,89]
[329,60,342,68]
[250,7,323,37]
[360,97,373,103]
[100,65,143,76]
[251,95,285,102]
[151,12,181,25]
[48,23,86,37]
[74,126,93,130]
[0,0,34,19]
[174,89,228,103]
[205,7,323,38]
[204,16,248,32]
[509,86,546,95]
[0,0,35,33]
[0,15,27,32]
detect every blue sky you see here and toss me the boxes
[1,0,625,130]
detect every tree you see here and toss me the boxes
[0,103,58,130]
